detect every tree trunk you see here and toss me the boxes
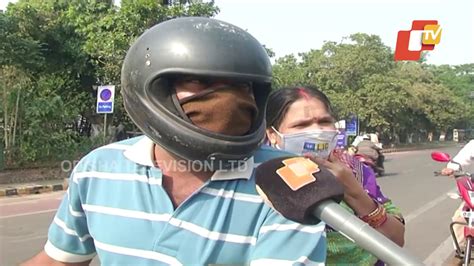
[12,88,21,146]
[407,132,413,144]
[2,76,9,150]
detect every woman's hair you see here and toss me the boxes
[265,86,335,130]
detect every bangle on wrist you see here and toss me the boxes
[358,199,388,228]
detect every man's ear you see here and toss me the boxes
[265,128,278,147]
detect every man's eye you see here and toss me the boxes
[181,77,209,85]
[187,79,206,84]
[238,82,252,88]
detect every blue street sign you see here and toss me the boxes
[100,89,112,101]
[97,102,113,113]
[96,85,115,114]
[346,115,358,136]
[336,131,347,148]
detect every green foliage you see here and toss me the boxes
[428,64,474,128]
[1,0,219,167]
[1,0,471,167]
[262,45,275,58]
[272,55,305,88]
[273,33,472,143]
[0,11,43,69]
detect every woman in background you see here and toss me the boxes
[265,86,405,265]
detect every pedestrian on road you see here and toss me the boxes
[22,17,327,265]
[265,86,405,265]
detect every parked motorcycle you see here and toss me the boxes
[432,151,474,265]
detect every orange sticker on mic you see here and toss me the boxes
[276,157,320,191]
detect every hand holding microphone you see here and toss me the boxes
[255,156,423,265]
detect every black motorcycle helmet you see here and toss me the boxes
[121,17,272,170]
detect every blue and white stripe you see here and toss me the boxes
[46,136,326,265]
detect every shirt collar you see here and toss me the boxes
[123,136,155,167]
[123,136,254,181]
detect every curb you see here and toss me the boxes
[382,144,454,154]
[0,143,457,198]
[0,181,67,198]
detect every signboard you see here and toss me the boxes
[346,115,358,136]
[336,131,347,148]
[335,120,346,130]
[96,85,115,114]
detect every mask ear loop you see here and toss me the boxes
[271,126,284,138]
[178,84,231,105]
[170,87,193,123]
[270,126,285,149]
[178,88,216,105]
[175,84,245,124]
[171,84,227,122]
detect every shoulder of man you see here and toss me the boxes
[468,139,474,148]
[73,136,144,173]
[253,144,295,165]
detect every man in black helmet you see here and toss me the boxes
[24,17,326,265]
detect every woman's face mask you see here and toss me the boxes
[272,127,339,159]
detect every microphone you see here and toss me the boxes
[255,156,423,265]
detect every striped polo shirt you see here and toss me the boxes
[45,136,326,265]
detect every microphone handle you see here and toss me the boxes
[313,200,423,265]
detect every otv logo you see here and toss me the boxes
[394,20,442,61]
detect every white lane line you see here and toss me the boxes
[0,197,62,207]
[404,188,457,223]
[0,191,65,206]
[424,235,455,265]
[0,200,40,206]
[10,234,48,243]
[0,209,57,219]
[404,188,458,265]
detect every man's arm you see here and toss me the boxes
[22,251,91,266]
[24,167,97,265]
[249,209,326,265]
[447,140,474,171]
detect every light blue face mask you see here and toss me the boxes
[272,127,339,159]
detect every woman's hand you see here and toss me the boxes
[305,151,405,246]
[307,152,365,199]
[306,152,376,216]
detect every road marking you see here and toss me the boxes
[404,188,458,265]
[0,191,65,206]
[10,234,48,243]
[404,188,457,223]
[0,209,57,219]
[424,235,456,265]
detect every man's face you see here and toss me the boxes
[173,76,258,136]
[173,76,254,100]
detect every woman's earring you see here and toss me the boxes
[269,139,276,147]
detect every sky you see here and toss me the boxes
[213,0,474,65]
[1,0,473,65]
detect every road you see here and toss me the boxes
[0,192,62,265]
[377,145,473,265]
[0,145,471,265]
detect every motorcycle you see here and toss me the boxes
[432,151,474,265]
[352,145,385,177]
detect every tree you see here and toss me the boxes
[1,0,219,166]
[272,32,469,144]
